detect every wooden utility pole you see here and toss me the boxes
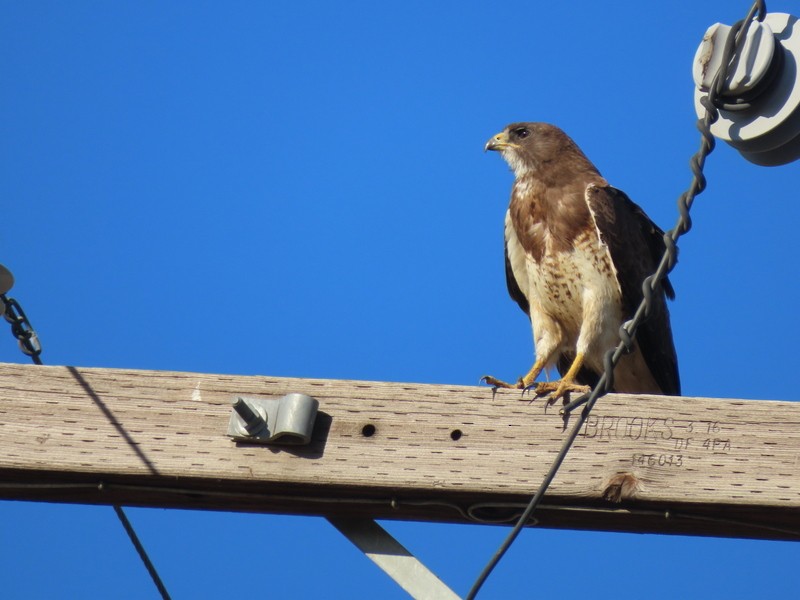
[0,362,798,540]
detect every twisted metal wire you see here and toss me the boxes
[467,2,767,598]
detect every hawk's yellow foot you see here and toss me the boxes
[530,379,591,402]
[528,351,590,402]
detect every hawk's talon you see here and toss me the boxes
[560,392,591,416]
[479,375,519,389]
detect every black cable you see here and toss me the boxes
[113,506,172,600]
[466,406,592,598]
[466,2,767,597]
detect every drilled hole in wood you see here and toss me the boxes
[450,429,462,441]
[362,424,376,437]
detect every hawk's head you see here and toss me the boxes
[485,122,596,180]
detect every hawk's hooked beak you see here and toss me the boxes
[485,131,510,152]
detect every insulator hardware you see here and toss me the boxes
[693,13,800,166]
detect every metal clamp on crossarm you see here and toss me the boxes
[227,393,319,445]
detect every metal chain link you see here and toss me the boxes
[1,294,43,364]
[467,2,768,598]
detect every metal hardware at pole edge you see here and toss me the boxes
[693,13,800,166]
[227,393,319,445]
[0,264,15,297]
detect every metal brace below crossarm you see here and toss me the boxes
[227,395,459,597]
[328,517,461,600]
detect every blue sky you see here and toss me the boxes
[2,1,799,598]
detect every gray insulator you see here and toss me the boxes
[693,13,800,166]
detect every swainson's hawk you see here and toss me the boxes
[482,122,680,400]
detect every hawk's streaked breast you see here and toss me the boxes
[506,190,625,374]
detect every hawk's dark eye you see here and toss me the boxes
[513,127,530,139]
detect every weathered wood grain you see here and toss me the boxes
[0,362,798,540]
